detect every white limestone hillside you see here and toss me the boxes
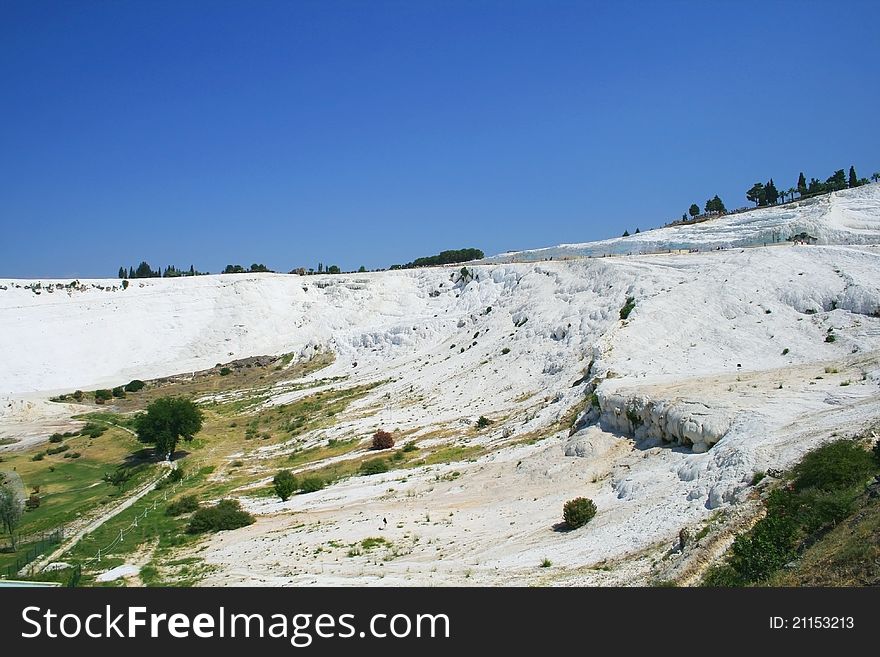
[1,184,880,585]
[485,184,880,262]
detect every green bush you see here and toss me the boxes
[563,497,597,529]
[476,415,492,429]
[791,440,875,491]
[300,476,325,493]
[49,433,64,443]
[186,499,254,534]
[112,386,126,398]
[63,452,81,459]
[166,495,199,516]
[219,367,232,376]
[273,470,297,501]
[359,458,389,476]
[619,297,636,320]
[94,389,113,402]
[32,452,45,461]
[825,334,836,343]
[46,444,69,455]
[168,467,184,483]
[402,441,418,453]
[72,390,84,402]
[80,423,106,439]
[501,347,511,355]
[705,438,879,586]
[124,379,146,393]
[725,513,798,584]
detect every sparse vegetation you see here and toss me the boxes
[619,296,636,320]
[703,438,879,586]
[475,415,492,429]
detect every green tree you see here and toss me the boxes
[688,203,700,218]
[135,261,156,278]
[787,187,796,203]
[872,173,880,183]
[135,397,204,461]
[622,229,630,236]
[826,169,846,191]
[797,172,807,197]
[273,470,297,502]
[327,265,341,274]
[705,195,726,213]
[746,182,766,206]
[358,265,366,272]
[765,179,779,205]
[118,267,127,279]
[0,472,25,551]
[849,166,859,188]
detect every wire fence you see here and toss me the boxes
[78,465,197,568]
[3,529,63,579]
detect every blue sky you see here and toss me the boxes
[1,0,878,278]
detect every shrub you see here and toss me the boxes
[619,296,636,320]
[46,444,69,455]
[540,558,552,568]
[124,379,146,393]
[781,348,789,355]
[63,452,81,459]
[72,390,84,402]
[186,499,254,534]
[168,467,184,483]
[402,441,418,452]
[359,458,389,476]
[273,470,297,501]
[476,415,492,429]
[103,468,132,487]
[300,477,325,493]
[825,334,836,343]
[94,389,113,402]
[80,423,106,439]
[219,367,232,376]
[563,497,597,529]
[49,433,64,443]
[791,440,875,492]
[32,452,45,461]
[112,386,126,398]
[501,347,510,355]
[372,429,394,450]
[166,495,199,516]
[726,513,798,584]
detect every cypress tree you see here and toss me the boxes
[849,166,858,188]
[797,172,807,196]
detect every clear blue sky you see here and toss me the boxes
[1,0,878,278]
